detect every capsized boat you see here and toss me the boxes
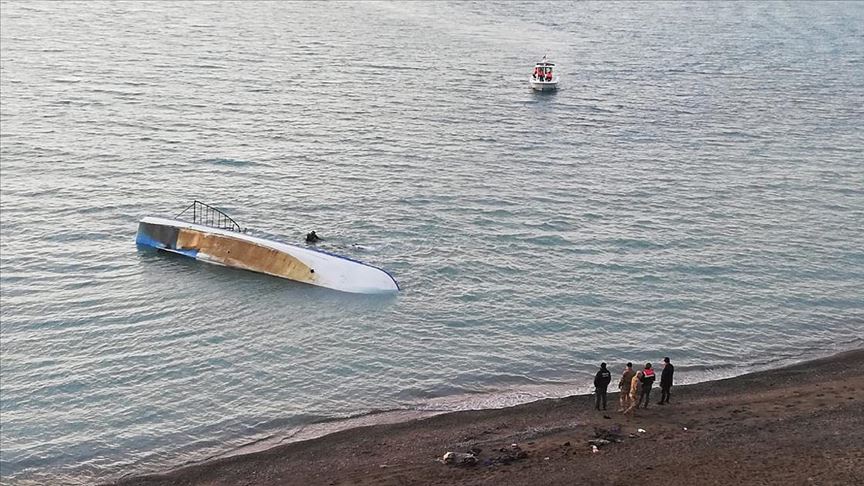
[136,201,399,294]
[530,55,558,91]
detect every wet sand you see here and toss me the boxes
[117,349,864,486]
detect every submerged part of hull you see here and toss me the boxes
[136,217,399,294]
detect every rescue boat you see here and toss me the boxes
[530,55,558,91]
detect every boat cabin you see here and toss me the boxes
[532,61,555,82]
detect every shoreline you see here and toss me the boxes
[120,344,858,472]
[194,343,860,463]
[116,348,864,485]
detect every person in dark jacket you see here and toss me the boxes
[594,362,612,411]
[637,362,656,409]
[658,357,674,405]
[305,231,320,243]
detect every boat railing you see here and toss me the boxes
[176,201,243,232]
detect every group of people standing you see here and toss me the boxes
[593,358,675,413]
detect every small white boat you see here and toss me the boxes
[136,201,399,294]
[530,55,558,91]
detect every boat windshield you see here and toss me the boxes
[532,65,554,80]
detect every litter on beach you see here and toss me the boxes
[440,451,477,466]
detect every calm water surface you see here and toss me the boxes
[1,1,863,484]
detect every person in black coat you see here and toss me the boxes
[593,362,612,411]
[658,357,675,405]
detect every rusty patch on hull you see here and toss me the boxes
[175,228,318,284]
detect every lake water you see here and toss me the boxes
[1,1,862,484]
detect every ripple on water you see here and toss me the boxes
[2,1,864,484]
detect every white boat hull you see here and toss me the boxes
[136,217,399,294]
[530,78,558,91]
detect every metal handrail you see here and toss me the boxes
[175,201,243,232]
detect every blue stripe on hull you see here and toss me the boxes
[137,222,199,259]
[135,232,167,249]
